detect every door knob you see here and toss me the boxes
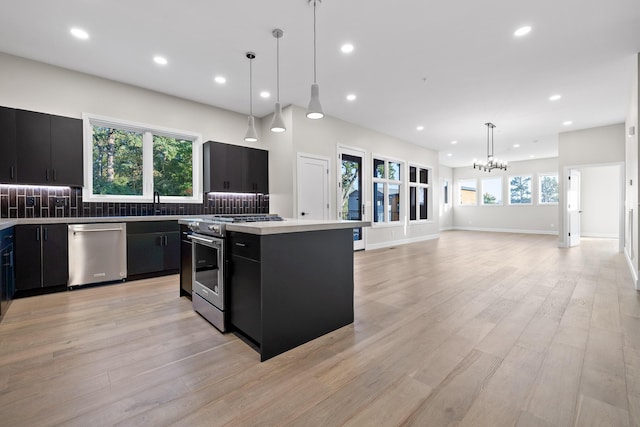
[301,212,307,216]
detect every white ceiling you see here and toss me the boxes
[0,0,638,167]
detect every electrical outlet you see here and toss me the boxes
[55,197,66,208]
[26,196,35,207]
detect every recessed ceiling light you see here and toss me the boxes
[346,94,356,101]
[70,27,89,40]
[549,94,562,101]
[341,44,354,54]
[514,26,532,37]
[451,141,458,145]
[513,144,520,148]
[416,126,424,131]
[563,120,573,126]
[447,153,453,157]
[260,91,271,98]
[214,76,226,84]
[530,155,536,158]
[153,56,168,65]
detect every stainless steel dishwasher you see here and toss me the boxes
[68,223,127,287]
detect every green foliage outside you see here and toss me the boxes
[341,160,359,220]
[92,126,193,197]
[153,135,193,197]
[510,175,532,204]
[93,126,143,195]
[540,175,559,203]
[483,192,497,204]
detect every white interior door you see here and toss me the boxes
[338,146,366,250]
[567,169,581,247]
[297,154,329,220]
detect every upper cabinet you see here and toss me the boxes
[0,107,17,183]
[16,110,83,186]
[204,141,268,194]
[0,106,83,187]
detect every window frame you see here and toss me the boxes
[372,155,404,226]
[82,113,203,204]
[480,176,503,206]
[508,174,533,206]
[538,173,559,205]
[458,178,478,206]
[408,163,432,222]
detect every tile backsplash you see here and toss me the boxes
[0,185,269,219]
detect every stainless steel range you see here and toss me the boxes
[187,214,283,332]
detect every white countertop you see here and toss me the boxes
[226,219,371,235]
[0,219,18,231]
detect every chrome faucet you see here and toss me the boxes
[153,191,161,215]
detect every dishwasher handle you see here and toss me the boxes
[71,227,124,233]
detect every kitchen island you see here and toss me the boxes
[185,218,370,361]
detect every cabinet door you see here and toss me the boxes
[244,147,268,193]
[15,225,42,290]
[51,115,83,186]
[204,141,227,192]
[225,144,244,192]
[180,237,192,296]
[163,231,180,271]
[0,107,17,183]
[127,233,165,275]
[229,255,262,343]
[42,224,68,287]
[16,110,51,184]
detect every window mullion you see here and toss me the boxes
[142,131,154,200]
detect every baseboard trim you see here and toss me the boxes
[366,233,440,250]
[581,232,619,239]
[451,226,559,236]
[625,249,639,290]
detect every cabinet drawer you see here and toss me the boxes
[127,221,178,234]
[228,232,260,261]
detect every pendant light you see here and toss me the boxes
[244,52,258,142]
[473,122,507,172]
[306,0,324,119]
[270,29,286,132]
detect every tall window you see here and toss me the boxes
[539,174,559,204]
[83,114,202,203]
[409,165,431,221]
[509,175,532,205]
[458,179,477,206]
[373,157,402,223]
[443,179,449,205]
[481,176,503,205]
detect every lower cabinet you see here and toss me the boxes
[127,221,179,277]
[228,232,262,344]
[15,224,68,291]
[179,225,192,296]
[1,227,15,321]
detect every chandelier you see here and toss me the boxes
[473,122,507,172]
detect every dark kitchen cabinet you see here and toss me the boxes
[203,141,268,193]
[127,221,179,277]
[244,147,269,193]
[15,224,68,291]
[179,225,192,297]
[15,109,83,186]
[1,227,15,321]
[228,232,262,343]
[0,107,17,183]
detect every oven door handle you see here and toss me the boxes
[188,234,222,245]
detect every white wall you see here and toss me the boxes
[439,165,454,230]
[451,157,559,234]
[558,123,626,246]
[580,165,621,238]
[625,53,639,287]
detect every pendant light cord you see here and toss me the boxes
[276,35,280,103]
[313,0,317,84]
[249,56,253,116]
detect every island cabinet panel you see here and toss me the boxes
[0,106,17,183]
[1,227,15,321]
[227,228,354,361]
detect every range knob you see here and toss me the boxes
[208,224,220,234]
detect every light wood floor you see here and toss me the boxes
[1,231,639,426]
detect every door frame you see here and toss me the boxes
[562,162,624,251]
[337,144,368,250]
[296,152,330,220]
